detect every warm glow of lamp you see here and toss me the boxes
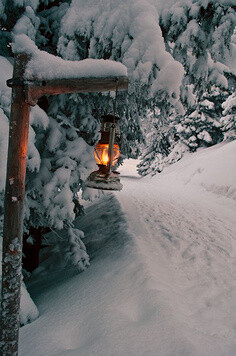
[94,143,120,167]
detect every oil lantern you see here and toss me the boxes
[85,115,122,190]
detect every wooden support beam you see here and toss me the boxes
[0,53,31,355]
[25,76,129,106]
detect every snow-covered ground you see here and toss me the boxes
[19,141,236,356]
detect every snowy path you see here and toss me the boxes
[19,144,236,356]
[116,160,236,355]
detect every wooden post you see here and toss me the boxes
[0,51,128,356]
[0,54,31,356]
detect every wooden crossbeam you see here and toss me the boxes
[24,76,129,106]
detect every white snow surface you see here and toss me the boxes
[19,141,236,355]
[12,35,128,81]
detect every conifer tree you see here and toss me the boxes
[139,0,236,175]
[0,0,97,270]
[221,89,236,141]
[57,0,184,157]
[0,0,90,323]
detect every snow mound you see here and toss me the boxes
[152,141,236,201]
[20,282,39,325]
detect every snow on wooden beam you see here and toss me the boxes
[10,35,129,106]
[26,76,129,106]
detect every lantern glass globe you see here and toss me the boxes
[94,143,120,166]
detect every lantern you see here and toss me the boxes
[85,115,123,191]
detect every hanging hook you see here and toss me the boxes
[105,91,111,115]
[113,78,119,123]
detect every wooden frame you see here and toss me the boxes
[0,53,128,355]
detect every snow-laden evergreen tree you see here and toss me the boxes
[139,0,236,175]
[0,0,93,272]
[137,109,176,175]
[0,1,91,323]
[57,0,184,157]
[221,91,236,140]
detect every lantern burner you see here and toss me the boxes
[85,169,123,191]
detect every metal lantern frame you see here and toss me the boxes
[85,114,123,190]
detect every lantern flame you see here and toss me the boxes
[101,150,109,165]
[94,143,120,167]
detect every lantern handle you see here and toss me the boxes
[113,79,119,123]
[107,79,119,174]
